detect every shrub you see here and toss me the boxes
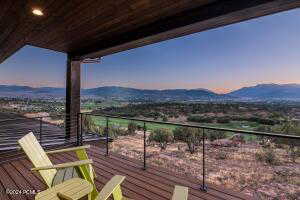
[137,124,143,130]
[148,128,174,151]
[255,117,278,125]
[255,125,272,132]
[229,133,246,145]
[255,146,279,165]
[173,127,202,154]
[162,116,168,122]
[111,126,127,137]
[127,122,138,135]
[206,130,227,141]
[284,145,300,163]
[216,151,228,160]
[82,115,97,133]
[187,116,213,123]
[272,119,300,162]
[217,117,231,124]
[95,125,129,139]
[97,126,117,139]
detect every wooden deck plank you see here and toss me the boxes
[2,163,34,200]
[87,146,250,200]
[50,153,148,200]
[51,153,161,200]
[66,151,210,200]
[0,166,24,200]
[18,159,44,184]
[60,147,248,200]
[110,150,250,200]
[0,172,10,200]
[61,152,177,200]
[84,151,215,200]
[10,160,46,193]
[0,145,252,200]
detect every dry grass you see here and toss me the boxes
[111,134,300,199]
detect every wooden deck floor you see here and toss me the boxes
[0,145,252,200]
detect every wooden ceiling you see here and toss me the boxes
[1,0,300,63]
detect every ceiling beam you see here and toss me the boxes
[74,0,300,60]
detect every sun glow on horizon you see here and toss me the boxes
[212,88,233,94]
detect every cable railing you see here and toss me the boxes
[0,114,81,162]
[80,113,300,199]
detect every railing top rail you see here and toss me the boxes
[81,113,300,140]
[0,114,71,123]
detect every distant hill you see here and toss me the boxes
[0,85,226,101]
[0,85,65,98]
[83,86,227,101]
[229,84,300,100]
[2,84,300,101]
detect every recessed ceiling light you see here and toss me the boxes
[32,8,43,16]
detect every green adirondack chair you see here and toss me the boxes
[18,132,99,199]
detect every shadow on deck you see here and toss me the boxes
[0,145,252,200]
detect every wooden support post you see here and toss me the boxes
[65,54,81,139]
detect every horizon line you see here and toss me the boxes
[1,82,300,94]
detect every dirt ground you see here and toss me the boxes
[111,133,300,200]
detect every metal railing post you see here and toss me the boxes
[39,117,43,146]
[200,128,208,191]
[106,117,109,156]
[80,113,83,146]
[143,122,147,170]
[77,113,80,146]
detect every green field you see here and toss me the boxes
[92,116,177,131]
[200,121,260,130]
[91,115,261,140]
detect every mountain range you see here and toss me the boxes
[1,84,300,101]
[228,84,300,100]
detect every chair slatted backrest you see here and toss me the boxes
[18,132,57,187]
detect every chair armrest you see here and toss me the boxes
[96,175,125,200]
[172,186,188,200]
[31,159,93,171]
[45,145,90,154]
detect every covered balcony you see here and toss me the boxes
[1,0,300,199]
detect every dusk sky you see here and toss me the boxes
[1,8,300,94]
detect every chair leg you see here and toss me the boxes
[75,149,99,199]
[112,186,124,200]
[75,149,97,179]
[88,193,92,200]
[90,185,99,200]
[77,165,99,199]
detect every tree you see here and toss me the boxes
[162,116,168,122]
[148,128,174,151]
[187,116,213,123]
[173,127,202,154]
